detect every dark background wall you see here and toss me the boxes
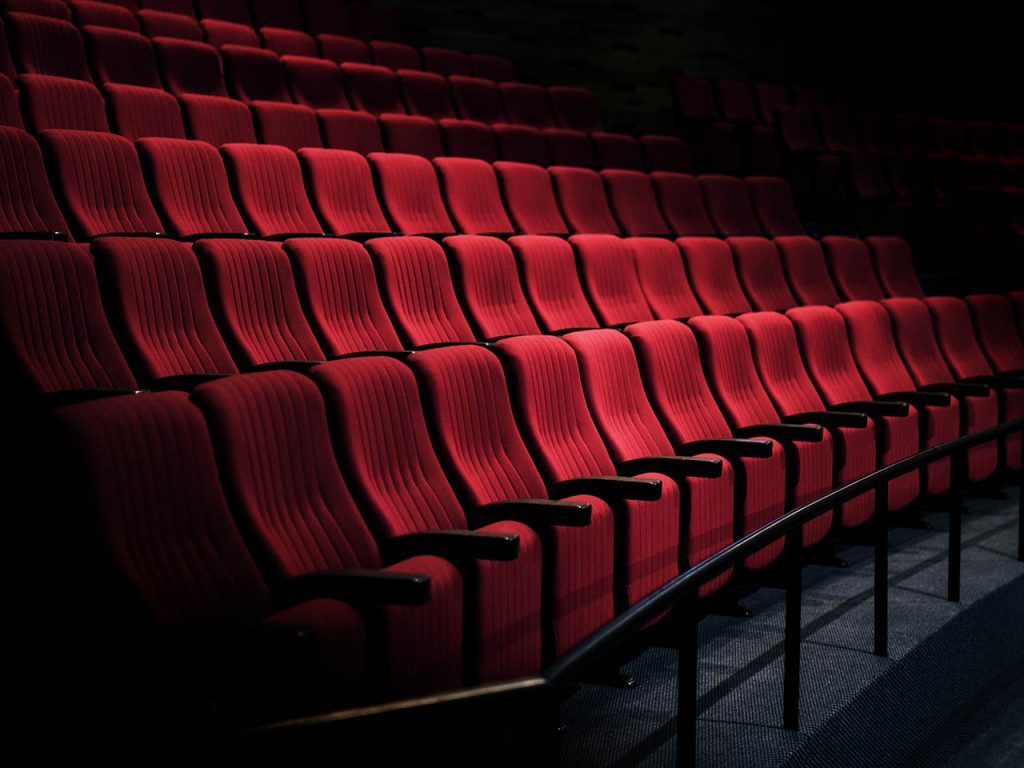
[388,0,1022,134]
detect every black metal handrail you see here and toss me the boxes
[246,417,1024,766]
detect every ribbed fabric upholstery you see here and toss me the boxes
[411,344,615,654]
[105,84,185,140]
[746,176,805,236]
[678,236,753,315]
[496,333,681,606]
[571,234,654,327]
[284,237,403,355]
[399,70,456,119]
[298,148,389,236]
[642,136,691,173]
[776,235,842,306]
[141,0,189,14]
[630,238,702,320]
[548,86,601,132]
[689,315,833,546]
[966,294,1024,372]
[0,126,69,236]
[222,45,290,104]
[283,55,346,109]
[0,74,21,128]
[138,137,247,238]
[93,236,237,380]
[71,1,138,31]
[421,47,468,77]
[192,370,463,697]
[19,75,109,132]
[303,0,354,35]
[251,102,322,150]
[837,301,954,495]
[509,235,599,333]
[927,296,1022,470]
[221,144,323,237]
[499,82,557,129]
[787,305,921,510]
[370,40,420,70]
[565,329,733,595]
[195,238,324,366]
[0,240,137,393]
[467,53,516,83]
[366,236,475,347]
[650,172,715,236]
[740,311,876,527]
[884,298,999,482]
[379,113,443,158]
[54,389,374,708]
[444,235,540,339]
[84,27,161,86]
[7,13,92,81]
[545,128,596,168]
[318,108,383,152]
[601,170,670,236]
[262,29,317,58]
[3,0,71,20]
[138,10,203,40]
[434,157,513,235]
[865,236,925,298]
[313,356,543,684]
[341,63,404,115]
[201,19,261,47]
[180,94,256,146]
[729,236,798,311]
[369,152,455,235]
[699,174,762,236]
[317,34,370,65]
[823,236,886,301]
[494,124,549,165]
[550,167,620,235]
[440,118,498,162]
[625,319,786,568]
[592,133,645,171]
[153,38,227,97]
[494,161,569,235]
[754,82,790,123]
[40,129,164,238]
[450,75,505,124]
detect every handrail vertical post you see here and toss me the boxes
[874,484,889,657]
[782,529,802,732]
[948,446,966,603]
[677,596,699,768]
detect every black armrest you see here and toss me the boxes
[0,230,69,241]
[278,569,431,607]
[147,372,231,391]
[416,341,496,351]
[248,360,324,373]
[831,400,910,417]
[877,390,951,407]
[783,410,869,428]
[962,374,1024,389]
[471,499,592,528]
[617,455,723,479]
[548,475,662,502]
[382,529,520,564]
[181,232,254,241]
[735,423,824,443]
[266,232,328,241]
[676,438,774,459]
[40,388,145,407]
[920,382,990,397]
[330,350,413,361]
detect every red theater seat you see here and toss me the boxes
[822,236,885,301]
[571,234,654,327]
[369,152,455,236]
[299,147,391,238]
[7,13,93,81]
[509,235,599,333]
[650,172,715,236]
[775,235,841,306]
[550,166,620,235]
[19,75,109,132]
[678,236,752,315]
[729,236,798,312]
[221,143,323,237]
[630,238,703,321]
[434,157,514,236]
[601,170,671,237]
[0,126,70,238]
